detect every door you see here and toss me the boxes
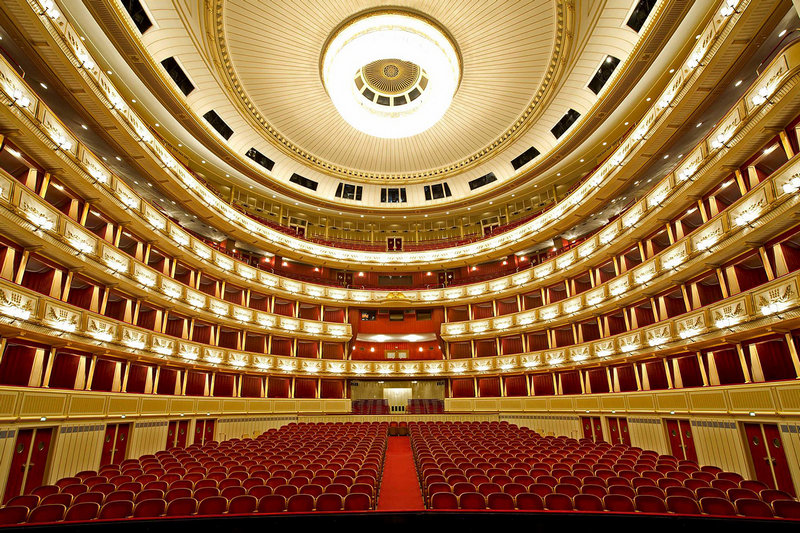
[592,417,604,442]
[666,419,684,459]
[203,420,215,443]
[176,420,189,448]
[762,424,795,496]
[607,417,631,446]
[100,424,129,465]
[24,428,52,494]
[608,417,621,445]
[383,388,412,413]
[745,423,777,489]
[113,424,129,464]
[618,418,631,446]
[746,423,797,496]
[166,421,177,449]
[678,420,698,463]
[99,425,117,466]
[580,417,593,440]
[193,420,205,445]
[3,428,53,502]
[3,429,31,502]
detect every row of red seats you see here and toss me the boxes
[428,491,800,518]
[2,422,388,524]
[410,422,799,520]
[0,492,372,524]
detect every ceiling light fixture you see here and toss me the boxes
[321,11,460,138]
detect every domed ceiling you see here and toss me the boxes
[213,0,563,180]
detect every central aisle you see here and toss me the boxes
[377,436,425,510]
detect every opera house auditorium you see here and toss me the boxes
[0,0,797,529]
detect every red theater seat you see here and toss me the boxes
[165,497,197,517]
[344,493,371,511]
[228,495,258,514]
[315,493,343,511]
[197,496,228,515]
[666,495,701,515]
[0,506,29,525]
[543,493,573,511]
[634,494,668,514]
[772,499,800,519]
[515,493,544,510]
[6,495,39,508]
[98,500,134,519]
[487,492,515,510]
[430,492,458,510]
[735,498,773,518]
[603,494,635,513]
[133,498,166,518]
[258,495,287,513]
[459,492,486,510]
[64,502,99,522]
[27,504,66,523]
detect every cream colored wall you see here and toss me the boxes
[691,419,751,476]
[628,417,669,455]
[780,421,800,499]
[128,420,170,459]
[48,423,105,483]
[503,414,581,438]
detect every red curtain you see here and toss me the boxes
[217,330,239,349]
[754,340,797,381]
[321,343,344,359]
[560,372,581,394]
[676,355,704,388]
[713,349,745,385]
[615,365,638,392]
[527,334,549,351]
[588,369,609,393]
[213,374,235,397]
[294,378,317,398]
[500,336,523,355]
[241,376,263,398]
[497,300,519,315]
[184,371,207,396]
[471,304,494,319]
[267,377,290,398]
[478,377,501,397]
[126,364,148,393]
[475,340,497,357]
[156,368,178,395]
[296,341,318,358]
[323,308,345,322]
[273,301,294,317]
[320,379,343,399]
[532,374,554,396]
[451,379,475,398]
[644,361,669,390]
[244,334,266,353]
[554,329,575,347]
[91,359,116,391]
[191,324,212,344]
[48,351,80,389]
[504,375,527,396]
[449,342,471,359]
[271,338,293,356]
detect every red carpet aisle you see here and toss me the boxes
[377,437,425,510]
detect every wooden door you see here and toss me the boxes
[3,429,32,502]
[678,420,698,463]
[23,428,52,494]
[176,420,189,448]
[193,420,205,445]
[580,417,593,440]
[99,425,117,466]
[113,424,129,465]
[744,423,775,488]
[592,417,604,442]
[763,424,796,496]
[166,421,177,449]
[608,418,621,445]
[618,418,631,446]
[666,419,684,459]
[203,420,215,444]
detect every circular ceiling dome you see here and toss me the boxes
[321,12,461,139]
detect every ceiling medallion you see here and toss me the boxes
[321,11,460,138]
